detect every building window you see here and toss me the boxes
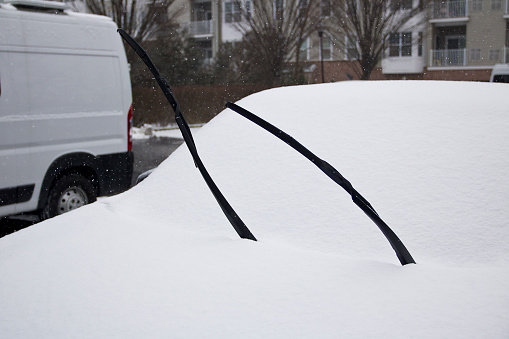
[489,49,501,61]
[391,0,413,11]
[491,0,501,10]
[246,1,251,20]
[346,37,357,60]
[320,0,331,17]
[299,39,308,61]
[298,0,308,18]
[275,0,285,20]
[225,1,242,23]
[389,32,412,57]
[403,0,413,9]
[402,33,412,56]
[389,33,400,56]
[205,48,213,60]
[322,35,332,60]
[472,0,483,12]
[470,48,481,62]
[418,32,423,57]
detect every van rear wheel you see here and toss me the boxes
[41,173,97,220]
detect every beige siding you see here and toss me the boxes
[467,4,506,65]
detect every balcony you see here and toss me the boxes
[430,0,468,20]
[429,48,509,67]
[188,20,213,37]
[429,49,466,67]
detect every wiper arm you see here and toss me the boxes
[117,29,415,265]
[118,29,256,241]
[226,102,415,265]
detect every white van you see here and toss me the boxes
[490,64,509,83]
[0,0,133,219]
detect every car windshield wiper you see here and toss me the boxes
[225,102,415,266]
[118,29,415,266]
[118,29,256,241]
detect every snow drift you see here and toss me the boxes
[1,81,508,338]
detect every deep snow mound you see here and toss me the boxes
[121,80,509,267]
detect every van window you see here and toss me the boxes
[492,74,509,83]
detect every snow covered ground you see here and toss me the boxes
[1,81,508,338]
[132,124,201,139]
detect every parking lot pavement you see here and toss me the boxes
[0,215,39,238]
[132,136,183,186]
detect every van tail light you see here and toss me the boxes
[127,104,133,151]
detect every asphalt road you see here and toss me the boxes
[0,136,184,238]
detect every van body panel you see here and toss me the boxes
[0,2,133,218]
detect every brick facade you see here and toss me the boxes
[306,61,493,83]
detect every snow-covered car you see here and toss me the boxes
[1,81,508,338]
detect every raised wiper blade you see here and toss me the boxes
[226,102,415,265]
[118,29,256,241]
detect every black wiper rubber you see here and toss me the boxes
[118,29,256,241]
[117,29,414,265]
[226,102,415,265]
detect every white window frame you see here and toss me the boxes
[299,38,309,61]
[388,32,412,57]
[225,1,242,23]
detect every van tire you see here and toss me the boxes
[40,173,97,220]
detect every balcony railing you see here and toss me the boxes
[189,20,213,36]
[431,0,468,19]
[430,48,509,67]
[429,49,467,66]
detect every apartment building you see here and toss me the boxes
[422,0,508,80]
[169,0,246,62]
[169,0,508,81]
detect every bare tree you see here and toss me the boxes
[232,0,321,86]
[328,0,426,80]
[74,0,180,44]
[71,0,188,86]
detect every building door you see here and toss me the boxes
[446,36,466,65]
[197,10,212,21]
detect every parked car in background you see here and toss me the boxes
[0,0,133,219]
[490,64,509,83]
